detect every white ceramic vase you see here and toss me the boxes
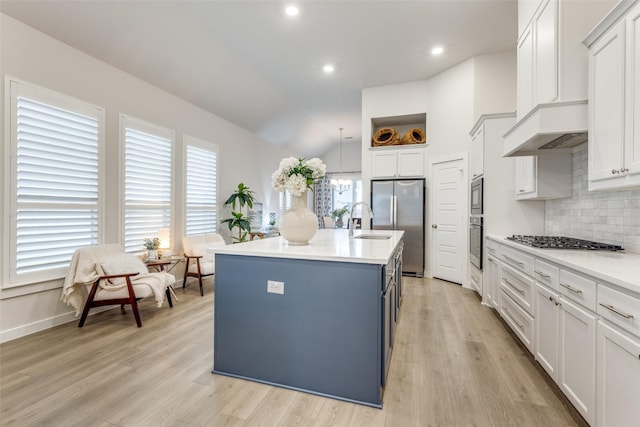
[147,249,158,261]
[279,189,318,245]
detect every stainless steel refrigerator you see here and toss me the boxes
[371,179,425,277]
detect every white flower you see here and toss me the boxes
[285,173,307,196]
[271,157,326,195]
[304,157,326,179]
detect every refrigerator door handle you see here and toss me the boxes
[393,195,397,229]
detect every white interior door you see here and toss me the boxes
[431,156,466,285]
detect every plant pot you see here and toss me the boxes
[335,218,344,229]
[279,189,318,245]
[147,249,158,261]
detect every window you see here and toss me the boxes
[121,115,174,253]
[330,173,363,213]
[279,190,292,218]
[184,136,218,236]
[7,80,104,286]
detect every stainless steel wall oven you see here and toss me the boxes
[470,177,483,215]
[469,215,483,269]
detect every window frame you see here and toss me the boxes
[183,135,219,237]
[4,77,105,288]
[119,114,175,254]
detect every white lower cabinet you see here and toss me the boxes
[558,296,597,425]
[500,289,535,353]
[486,237,640,426]
[485,253,499,309]
[596,320,640,427]
[534,282,560,381]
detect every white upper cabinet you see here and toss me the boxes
[369,113,426,179]
[535,0,558,105]
[371,148,424,178]
[517,24,536,119]
[506,0,618,156]
[515,153,572,200]
[515,156,537,198]
[516,0,559,122]
[585,0,640,190]
[470,122,484,180]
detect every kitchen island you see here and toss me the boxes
[212,229,404,407]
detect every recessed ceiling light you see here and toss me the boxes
[285,5,299,16]
[431,46,444,55]
[323,64,335,73]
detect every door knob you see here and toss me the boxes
[432,224,438,229]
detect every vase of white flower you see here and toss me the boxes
[272,157,326,245]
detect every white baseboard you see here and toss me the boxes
[0,307,112,344]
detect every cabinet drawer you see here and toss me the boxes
[533,258,559,291]
[559,269,596,311]
[500,263,534,315]
[501,244,534,276]
[485,239,500,258]
[469,266,482,294]
[598,285,640,338]
[500,290,535,354]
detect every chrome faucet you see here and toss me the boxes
[349,202,374,236]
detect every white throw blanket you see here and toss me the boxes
[61,244,174,316]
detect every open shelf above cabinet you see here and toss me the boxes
[370,113,427,148]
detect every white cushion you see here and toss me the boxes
[94,283,154,301]
[99,254,149,286]
[188,259,215,275]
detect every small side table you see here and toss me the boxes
[145,256,184,302]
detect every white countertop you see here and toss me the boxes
[215,229,405,264]
[488,234,640,294]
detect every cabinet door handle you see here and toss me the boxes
[621,167,629,173]
[518,189,526,193]
[503,255,524,267]
[611,169,621,174]
[535,270,551,279]
[599,303,634,319]
[560,283,583,294]
[432,224,438,229]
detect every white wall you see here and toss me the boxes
[322,140,362,174]
[361,80,430,205]
[360,55,521,280]
[0,14,296,342]
[473,51,517,121]
[424,59,475,160]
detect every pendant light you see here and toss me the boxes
[331,127,352,195]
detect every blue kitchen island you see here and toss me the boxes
[213,229,404,408]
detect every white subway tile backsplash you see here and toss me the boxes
[545,146,640,253]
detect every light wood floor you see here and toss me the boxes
[0,277,584,427]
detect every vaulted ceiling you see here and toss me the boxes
[1,0,517,157]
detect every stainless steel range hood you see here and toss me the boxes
[503,100,588,157]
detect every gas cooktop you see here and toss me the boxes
[506,235,624,251]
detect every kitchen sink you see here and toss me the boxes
[354,234,391,240]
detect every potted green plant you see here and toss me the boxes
[331,206,349,229]
[220,183,256,243]
[143,237,160,260]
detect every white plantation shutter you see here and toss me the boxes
[185,138,218,236]
[122,117,173,253]
[8,81,103,285]
[279,190,292,217]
